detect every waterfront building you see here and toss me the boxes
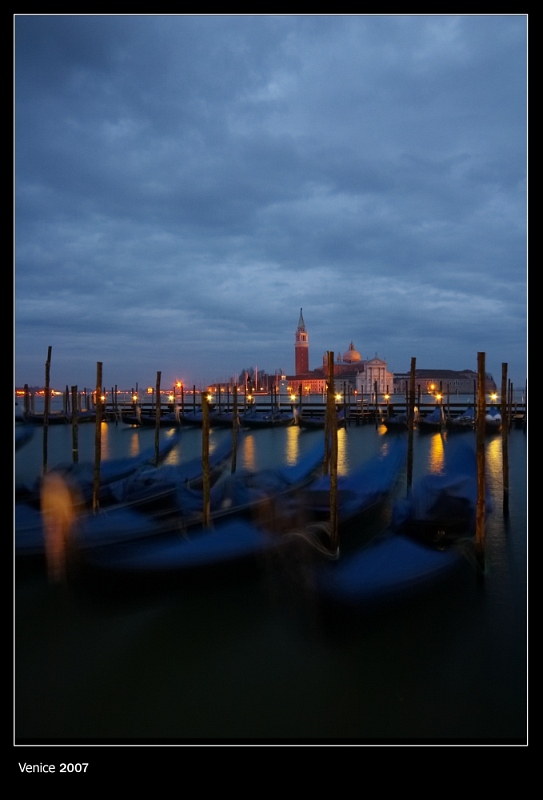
[356,355,394,396]
[262,311,496,401]
[284,310,393,396]
[392,369,497,396]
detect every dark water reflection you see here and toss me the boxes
[15,418,527,746]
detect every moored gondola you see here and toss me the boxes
[485,406,502,434]
[446,404,476,432]
[294,406,346,430]
[240,408,294,428]
[417,404,446,433]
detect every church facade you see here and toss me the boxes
[282,309,394,396]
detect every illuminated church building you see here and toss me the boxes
[283,309,394,396]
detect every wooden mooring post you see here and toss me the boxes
[155,371,161,467]
[508,379,513,430]
[93,362,103,513]
[231,384,238,473]
[476,352,486,575]
[326,351,339,554]
[407,357,416,494]
[71,385,79,464]
[323,379,330,474]
[202,392,211,528]
[501,363,510,517]
[43,346,52,475]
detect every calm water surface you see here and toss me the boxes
[14,410,527,753]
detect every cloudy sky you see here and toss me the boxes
[15,14,527,392]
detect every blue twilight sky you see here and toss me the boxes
[14,14,527,392]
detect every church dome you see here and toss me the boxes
[343,342,361,363]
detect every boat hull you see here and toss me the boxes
[315,533,467,610]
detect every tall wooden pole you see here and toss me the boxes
[43,346,52,475]
[231,384,238,473]
[407,357,416,494]
[476,352,486,573]
[71,385,79,464]
[155,371,161,467]
[202,392,211,528]
[326,351,339,553]
[323,375,330,474]
[508,379,513,429]
[93,362,103,513]
[501,363,510,517]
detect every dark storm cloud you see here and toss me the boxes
[15,14,527,390]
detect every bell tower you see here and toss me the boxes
[295,308,309,375]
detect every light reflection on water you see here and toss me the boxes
[285,425,300,467]
[337,428,348,476]
[14,418,527,741]
[242,433,257,471]
[485,434,503,494]
[97,421,110,461]
[129,429,144,459]
[427,433,446,474]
